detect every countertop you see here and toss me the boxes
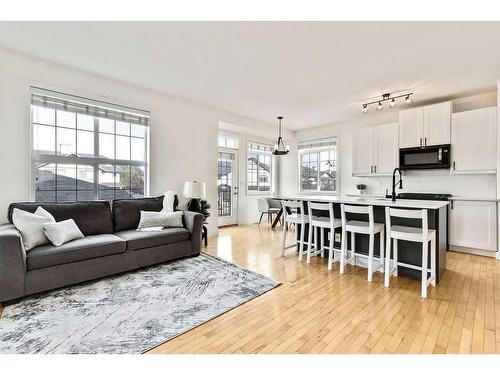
[277,195,449,209]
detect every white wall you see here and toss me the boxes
[0,47,273,235]
[280,92,498,199]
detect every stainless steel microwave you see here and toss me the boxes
[399,144,450,170]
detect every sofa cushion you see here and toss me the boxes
[27,234,126,270]
[111,196,164,232]
[114,228,189,251]
[8,201,113,236]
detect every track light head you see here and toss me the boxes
[389,98,396,109]
[362,104,369,114]
[405,95,413,104]
[376,102,383,111]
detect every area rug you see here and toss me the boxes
[0,253,280,354]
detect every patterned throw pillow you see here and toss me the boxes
[137,210,183,230]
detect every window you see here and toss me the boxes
[247,141,273,194]
[31,87,149,202]
[218,135,239,149]
[299,137,338,193]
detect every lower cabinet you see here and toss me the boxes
[449,200,497,253]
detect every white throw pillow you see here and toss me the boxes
[137,210,183,230]
[12,207,55,251]
[161,191,175,213]
[42,219,84,247]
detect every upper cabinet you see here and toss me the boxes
[353,122,398,176]
[451,106,497,174]
[399,101,451,148]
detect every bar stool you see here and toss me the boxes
[340,204,385,282]
[306,201,343,267]
[281,200,309,260]
[384,207,436,298]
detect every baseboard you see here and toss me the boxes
[448,245,497,258]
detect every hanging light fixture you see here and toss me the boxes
[361,92,414,114]
[272,116,290,156]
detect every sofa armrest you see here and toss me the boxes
[182,211,204,253]
[0,224,26,302]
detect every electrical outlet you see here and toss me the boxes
[335,233,341,242]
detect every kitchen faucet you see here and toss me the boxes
[391,167,403,202]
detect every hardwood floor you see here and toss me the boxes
[148,224,500,354]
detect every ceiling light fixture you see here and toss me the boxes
[272,116,290,156]
[361,92,414,114]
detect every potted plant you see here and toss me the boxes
[356,183,367,195]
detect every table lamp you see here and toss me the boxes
[183,181,206,213]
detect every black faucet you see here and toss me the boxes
[391,167,403,202]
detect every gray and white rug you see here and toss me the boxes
[0,253,280,354]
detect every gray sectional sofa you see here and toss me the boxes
[0,196,204,303]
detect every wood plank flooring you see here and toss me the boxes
[1,224,498,354]
[148,224,500,354]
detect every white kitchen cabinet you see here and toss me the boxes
[399,107,424,148]
[424,102,451,146]
[449,200,497,252]
[353,127,373,175]
[353,123,398,176]
[399,101,451,148]
[451,106,497,174]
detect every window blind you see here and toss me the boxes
[31,87,150,126]
[298,137,337,150]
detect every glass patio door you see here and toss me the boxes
[217,149,238,226]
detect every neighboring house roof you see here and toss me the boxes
[217,157,271,178]
[35,170,134,202]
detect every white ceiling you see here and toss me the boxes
[0,22,500,130]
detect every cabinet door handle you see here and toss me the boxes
[370,165,373,173]
[453,161,456,170]
[425,137,427,146]
[450,200,454,210]
[374,165,377,173]
[420,138,422,147]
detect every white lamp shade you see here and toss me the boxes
[183,181,206,199]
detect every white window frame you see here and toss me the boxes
[30,87,150,202]
[298,137,339,195]
[246,140,274,196]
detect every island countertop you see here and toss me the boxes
[274,195,449,210]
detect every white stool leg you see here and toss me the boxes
[379,229,385,273]
[351,232,356,266]
[393,238,398,276]
[340,227,346,274]
[320,228,325,258]
[299,223,305,261]
[281,219,287,256]
[368,233,374,282]
[307,223,313,264]
[421,241,428,298]
[384,233,391,287]
[328,229,335,271]
[431,237,436,286]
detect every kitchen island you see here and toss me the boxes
[274,195,449,283]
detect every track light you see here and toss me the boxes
[361,92,413,114]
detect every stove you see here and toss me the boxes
[385,192,452,201]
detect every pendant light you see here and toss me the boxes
[272,116,290,156]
